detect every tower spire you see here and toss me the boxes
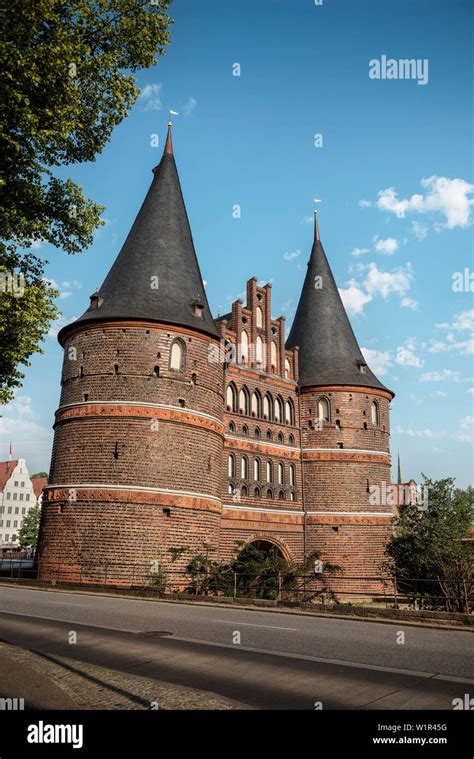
[59,121,219,344]
[286,217,392,393]
[397,450,402,484]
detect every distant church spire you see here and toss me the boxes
[397,450,402,484]
[59,122,218,344]
[286,216,392,393]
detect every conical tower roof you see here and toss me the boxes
[286,213,392,394]
[58,124,219,344]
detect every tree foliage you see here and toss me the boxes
[384,476,473,612]
[0,0,173,403]
[15,503,42,549]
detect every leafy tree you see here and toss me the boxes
[384,477,473,612]
[184,541,342,601]
[0,0,173,403]
[30,471,48,478]
[15,503,41,549]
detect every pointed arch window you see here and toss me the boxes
[278,463,284,485]
[266,461,273,483]
[253,458,260,481]
[285,399,295,426]
[371,400,379,426]
[170,339,185,371]
[239,387,249,415]
[241,455,249,480]
[290,490,296,502]
[275,396,283,423]
[254,427,261,439]
[256,306,263,328]
[278,490,285,501]
[318,397,330,423]
[241,484,248,497]
[256,335,264,365]
[226,383,237,412]
[289,464,296,487]
[267,488,273,499]
[254,486,261,498]
[228,454,236,478]
[251,390,261,418]
[240,331,249,364]
[284,358,291,379]
[270,342,278,373]
[263,393,273,421]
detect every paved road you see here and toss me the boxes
[0,585,472,709]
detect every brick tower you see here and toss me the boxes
[286,212,395,594]
[37,124,224,584]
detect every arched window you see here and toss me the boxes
[278,490,285,501]
[290,490,296,502]
[226,383,237,412]
[285,399,294,425]
[267,488,273,499]
[270,342,278,372]
[242,424,249,436]
[263,393,273,421]
[240,331,249,364]
[253,458,260,481]
[254,486,261,498]
[289,464,295,487]
[169,339,185,371]
[228,454,236,478]
[228,421,235,433]
[277,432,284,443]
[266,461,273,483]
[256,306,263,328]
[239,387,249,415]
[288,434,295,446]
[278,463,284,485]
[284,358,291,379]
[275,396,283,423]
[241,484,248,497]
[224,340,236,365]
[228,483,234,495]
[251,390,261,417]
[254,427,261,438]
[256,335,264,365]
[318,397,330,423]
[241,455,249,480]
[266,429,273,441]
[371,400,379,425]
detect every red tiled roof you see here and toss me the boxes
[0,460,18,492]
[31,476,48,498]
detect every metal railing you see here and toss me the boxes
[1,560,472,612]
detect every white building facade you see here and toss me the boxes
[0,459,45,548]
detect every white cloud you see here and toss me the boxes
[394,425,442,439]
[419,369,460,383]
[467,388,474,395]
[374,236,399,255]
[339,285,372,316]
[428,309,474,355]
[411,221,428,240]
[359,199,372,208]
[181,96,197,117]
[395,338,424,368]
[351,247,370,257]
[452,416,474,443]
[2,394,33,418]
[361,347,393,376]
[48,314,77,338]
[375,176,474,229]
[139,83,162,112]
[283,249,301,262]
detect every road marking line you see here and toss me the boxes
[171,635,474,685]
[212,619,298,631]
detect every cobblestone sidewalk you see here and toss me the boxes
[0,642,245,710]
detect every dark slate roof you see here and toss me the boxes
[286,219,393,394]
[58,133,219,344]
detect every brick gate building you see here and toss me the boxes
[37,125,395,591]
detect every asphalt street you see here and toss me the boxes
[0,585,472,709]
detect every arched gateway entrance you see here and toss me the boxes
[247,537,290,562]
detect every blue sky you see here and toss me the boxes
[2,0,473,486]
